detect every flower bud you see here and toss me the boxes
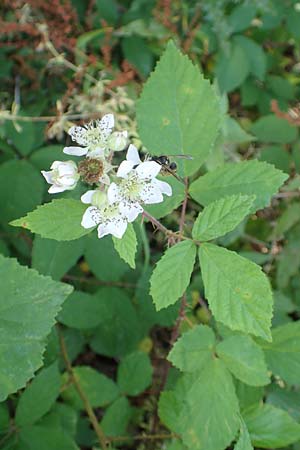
[41,160,79,194]
[108,131,128,152]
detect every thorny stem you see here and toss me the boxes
[142,210,169,234]
[142,210,196,244]
[57,326,109,450]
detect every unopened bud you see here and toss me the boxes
[108,131,128,152]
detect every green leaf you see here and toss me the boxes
[259,145,291,172]
[85,233,129,281]
[15,363,61,427]
[267,75,295,101]
[276,241,300,289]
[234,36,266,81]
[112,223,137,269]
[190,160,288,212]
[117,351,153,396]
[76,28,106,51]
[32,236,85,280]
[10,199,91,241]
[5,120,44,156]
[150,241,196,310]
[262,322,300,385]
[234,420,253,450]
[179,359,240,450]
[121,36,154,78]
[62,366,119,409]
[89,288,142,358]
[58,290,110,330]
[168,325,215,372]
[216,42,249,93]
[158,391,182,432]
[0,255,72,401]
[235,381,264,412]
[101,397,133,437]
[228,4,257,32]
[42,402,78,438]
[199,244,273,341]
[243,403,300,448]
[222,117,255,144]
[251,115,298,144]
[272,203,300,238]
[19,424,79,450]
[216,335,270,386]
[0,160,44,224]
[267,385,300,421]
[192,195,255,241]
[29,145,71,172]
[136,41,221,176]
[0,403,10,433]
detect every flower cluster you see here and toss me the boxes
[41,114,172,239]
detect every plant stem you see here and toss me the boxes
[57,326,108,450]
[179,177,189,233]
[62,274,136,288]
[142,210,170,234]
[108,432,179,443]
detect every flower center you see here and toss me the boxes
[121,173,144,201]
[78,158,104,184]
[85,127,104,146]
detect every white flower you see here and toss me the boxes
[81,190,128,239]
[63,114,114,158]
[107,145,172,222]
[41,160,79,194]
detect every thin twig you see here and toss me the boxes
[275,191,300,199]
[0,111,105,122]
[108,432,179,443]
[62,274,136,288]
[57,326,108,450]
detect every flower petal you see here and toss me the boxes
[48,185,66,194]
[81,190,96,204]
[153,179,172,196]
[136,161,161,179]
[126,144,141,165]
[63,146,88,156]
[41,170,53,184]
[117,160,135,178]
[57,161,77,176]
[68,126,88,146]
[99,173,111,185]
[140,183,163,204]
[119,201,143,222]
[81,206,100,228]
[99,114,114,139]
[98,217,128,239]
[86,147,105,159]
[107,182,121,204]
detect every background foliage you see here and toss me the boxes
[1,0,300,449]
